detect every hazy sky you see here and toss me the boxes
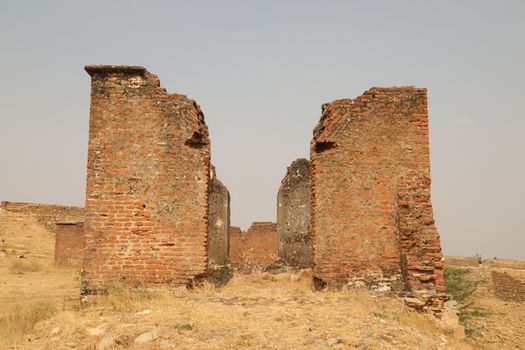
[1,1,524,259]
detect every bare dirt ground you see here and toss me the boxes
[1,211,523,349]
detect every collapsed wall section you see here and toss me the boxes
[208,166,230,266]
[277,158,312,268]
[310,87,445,293]
[82,65,210,293]
[55,222,84,267]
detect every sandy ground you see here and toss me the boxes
[1,211,524,349]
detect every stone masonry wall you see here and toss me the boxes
[82,65,210,293]
[208,166,230,266]
[230,222,277,269]
[310,87,445,293]
[277,158,312,268]
[0,201,84,231]
[55,222,84,267]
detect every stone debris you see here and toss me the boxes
[134,331,159,344]
[96,334,114,350]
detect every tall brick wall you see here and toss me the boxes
[310,87,445,293]
[277,158,312,268]
[82,65,210,293]
[208,166,230,266]
[0,201,84,231]
[230,222,277,269]
[55,222,84,267]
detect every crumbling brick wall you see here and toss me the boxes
[82,65,210,293]
[0,201,84,231]
[55,222,84,267]
[230,222,277,269]
[277,158,312,268]
[208,166,230,266]
[492,271,525,302]
[310,87,445,293]
[229,226,242,262]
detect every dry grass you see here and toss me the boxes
[17,273,472,350]
[9,259,43,274]
[0,302,57,347]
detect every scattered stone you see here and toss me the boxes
[0,251,6,258]
[97,334,114,350]
[135,309,152,316]
[403,297,426,309]
[435,302,466,340]
[159,339,171,349]
[161,329,179,339]
[65,341,78,348]
[327,338,343,346]
[87,327,104,336]
[114,334,133,347]
[26,333,37,342]
[134,331,159,344]
[51,326,60,335]
[305,335,317,344]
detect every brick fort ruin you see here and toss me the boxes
[82,65,210,293]
[77,65,445,297]
[310,87,445,293]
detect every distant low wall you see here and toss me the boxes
[1,201,85,231]
[230,222,277,269]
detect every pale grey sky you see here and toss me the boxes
[0,1,524,259]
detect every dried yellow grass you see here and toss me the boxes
[0,301,57,347]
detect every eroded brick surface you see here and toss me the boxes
[82,65,210,293]
[277,158,312,268]
[310,87,445,293]
[208,166,230,266]
[55,222,84,267]
[230,222,277,269]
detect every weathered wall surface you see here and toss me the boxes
[208,167,230,266]
[310,87,445,293]
[0,201,84,231]
[55,222,84,267]
[230,222,277,269]
[82,65,210,293]
[277,158,312,268]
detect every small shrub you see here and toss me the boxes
[98,281,154,308]
[175,322,194,331]
[0,302,57,346]
[9,259,42,274]
[444,267,490,337]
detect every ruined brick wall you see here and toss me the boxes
[208,166,230,266]
[229,226,242,262]
[277,158,312,268]
[492,271,525,302]
[82,65,210,293]
[0,201,84,231]
[310,87,445,293]
[55,222,84,267]
[230,222,277,268]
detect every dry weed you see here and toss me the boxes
[0,302,57,347]
[9,259,42,274]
